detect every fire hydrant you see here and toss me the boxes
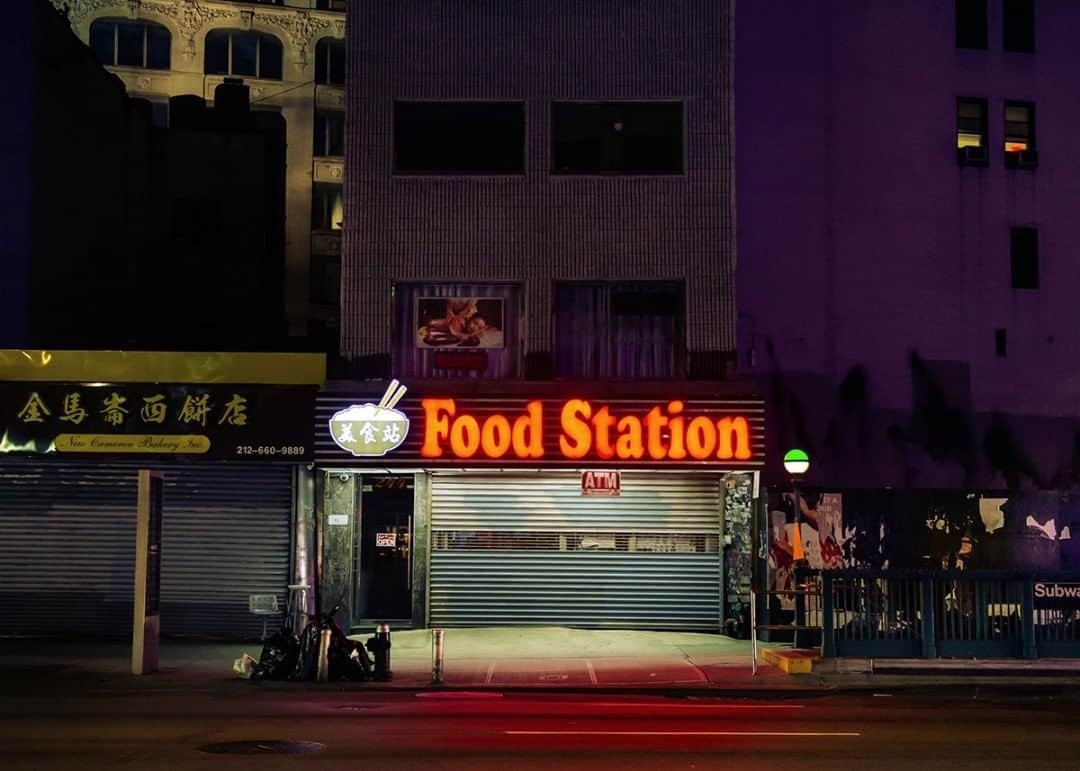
[366,623,392,681]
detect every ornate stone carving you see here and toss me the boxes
[51,0,123,21]
[253,9,331,66]
[142,0,235,61]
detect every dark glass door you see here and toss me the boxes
[357,475,413,620]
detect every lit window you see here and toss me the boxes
[1004,102,1034,152]
[312,184,344,231]
[204,30,283,81]
[315,38,346,86]
[89,19,171,70]
[956,98,987,149]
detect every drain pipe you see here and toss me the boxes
[432,628,445,684]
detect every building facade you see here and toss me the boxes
[737,1,1080,579]
[315,0,759,635]
[53,0,347,350]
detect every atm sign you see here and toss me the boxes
[582,470,621,496]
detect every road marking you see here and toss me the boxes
[485,663,496,684]
[505,730,860,737]
[586,660,598,685]
[583,703,805,709]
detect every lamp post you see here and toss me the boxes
[782,448,810,565]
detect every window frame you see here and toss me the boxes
[203,29,284,81]
[956,96,988,151]
[314,110,346,157]
[89,18,172,70]
[314,38,346,86]
[1003,100,1036,153]
[392,100,527,176]
[1003,0,1035,53]
[955,0,988,50]
[311,183,344,232]
[550,100,686,176]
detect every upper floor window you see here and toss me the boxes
[204,29,283,81]
[90,19,171,70]
[1003,101,1037,169]
[394,102,525,174]
[311,183,344,231]
[955,0,987,49]
[956,97,988,167]
[552,102,683,175]
[1003,0,1035,53]
[315,38,346,86]
[554,282,684,379]
[1010,226,1039,289]
[314,110,345,157]
[317,0,348,10]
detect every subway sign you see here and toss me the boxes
[317,387,764,468]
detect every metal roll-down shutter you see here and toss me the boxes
[429,472,722,631]
[0,461,293,639]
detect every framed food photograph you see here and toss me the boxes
[415,297,505,349]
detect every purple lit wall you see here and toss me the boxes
[737,0,1080,489]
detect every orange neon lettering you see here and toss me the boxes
[420,398,455,458]
[559,399,592,459]
[667,401,686,460]
[593,406,616,459]
[450,414,481,458]
[512,401,544,458]
[481,414,512,458]
[645,406,668,460]
[615,415,644,459]
[686,416,717,460]
[716,416,752,460]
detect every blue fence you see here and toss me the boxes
[802,569,1080,659]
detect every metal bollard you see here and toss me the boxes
[366,623,392,681]
[316,628,331,682]
[431,628,445,684]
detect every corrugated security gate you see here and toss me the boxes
[430,472,723,630]
[0,461,293,639]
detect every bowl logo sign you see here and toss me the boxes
[329,380,410,457]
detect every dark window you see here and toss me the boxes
[1004,101,1035,153]
[88,19,171,70]
[309,254,341,305]
[394,102,525,174]
[311,184,344,231]
[1010,227,1039,289]
[317,0,347,10]
[554,282,684,379]
[995,329,1007,357]
[957,97,987,149]
[314,110,346,156]
[315,38,346,86]
[552,102,683,174]
[1003,0,1035,53]
[149,101,169,128]
[203,30,283,80]
[956,0,987,49]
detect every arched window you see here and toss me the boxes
[89,18,171,70]
[314,38,345,86]
[204,29,283,80]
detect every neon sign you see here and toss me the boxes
[418,398,752,462]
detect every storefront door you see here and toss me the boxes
[356,475,413,620]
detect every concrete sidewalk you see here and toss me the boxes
[4,627,1080,693]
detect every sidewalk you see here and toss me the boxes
[4,627,1080,694]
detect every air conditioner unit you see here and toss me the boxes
[957,145,988,167]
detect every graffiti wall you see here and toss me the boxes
[767,488,1080,599]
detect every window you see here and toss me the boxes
[315,38,346,85]
[394,102,525,174]
[955,0,987,49]
[310,254,341,305]
[554,282,683,379]
[314,110,345,156]
[1010,227,1038,289]
[956,98,987,149]
[311,184,344,231]
[204,30,283,80]
[89,19,171,69]
[552,102,683,174]
[317,0,348,10]
[995,329,1007,357]
[149,101,169,128]
[1004,102,1034,151]
[1003,0,1035,53]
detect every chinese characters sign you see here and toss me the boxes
[2,383,315,460]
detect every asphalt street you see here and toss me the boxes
[2,679,1079,770]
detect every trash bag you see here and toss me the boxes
[233,653,258,679]
[252,631,299,681]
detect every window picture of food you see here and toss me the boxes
[415,297,505,348]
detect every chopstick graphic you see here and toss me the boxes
[377,379,400,409]
[385,383,408,411]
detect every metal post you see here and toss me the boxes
[750,587,758,675]
[1022,577,1037,659]
[821,572,835,658]
[432,628,445,684]
[921,575,938,659]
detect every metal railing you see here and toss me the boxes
[809,570,1080,659]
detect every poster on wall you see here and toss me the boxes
[415,297,504,349]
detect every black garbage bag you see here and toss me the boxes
[253,630,299,680]
[291,622,322,681]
